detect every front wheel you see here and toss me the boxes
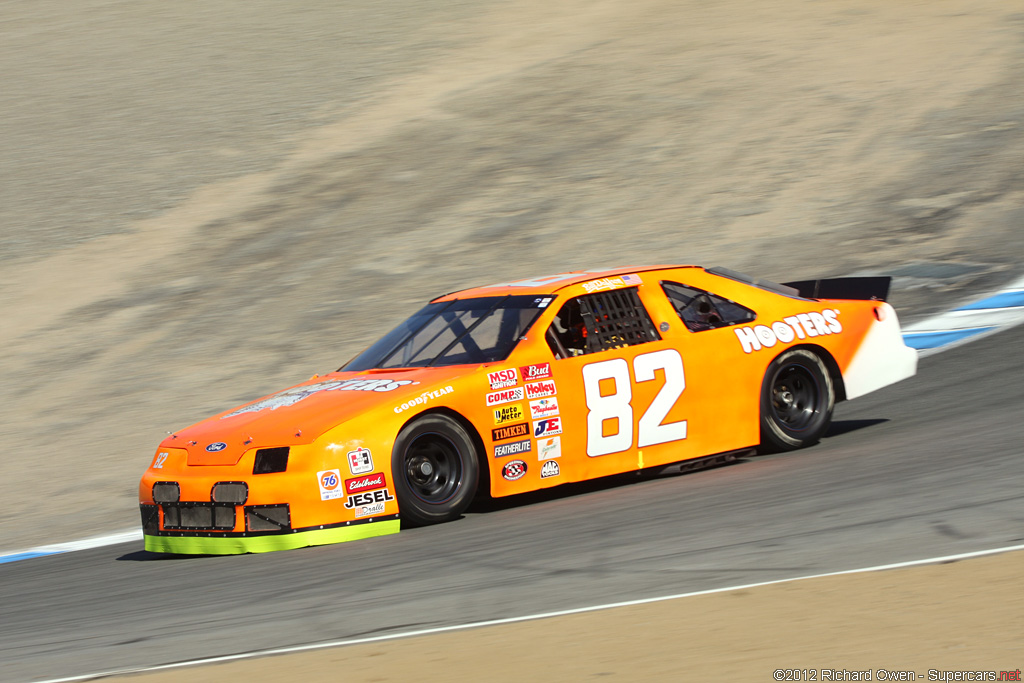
[759,349,835,452]
[391,414,479,526]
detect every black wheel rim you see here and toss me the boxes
[404,432,462,504]
[770,362,821,432]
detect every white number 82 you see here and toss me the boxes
[582,348,688,457]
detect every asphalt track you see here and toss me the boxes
[3,328,1023,682]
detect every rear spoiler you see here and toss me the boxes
[781,276,891,302]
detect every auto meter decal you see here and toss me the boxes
[524,379,556,400]
[540,460,560,479]
[205,442,227,452]
[502,460,527,481]
[486,387,525,406]
[223,377,420,418]
[493,404,525,425]
[533,417,563,437]
[317,469,344,501]
[492,422,530,442]
[345,472,386,494]
[734,310,842,353]
[487,368,519,390]
[347,447,374,475]
[493,438,531,458]
[520,362,552,381]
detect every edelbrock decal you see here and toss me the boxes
[345,472,386,494]
[224,378,419,418]
[734,310,842,354]
[394,386,454,414]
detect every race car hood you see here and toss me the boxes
[162,369,462,465]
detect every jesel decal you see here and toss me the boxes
[734,310,842,354]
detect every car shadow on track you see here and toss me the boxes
[823,418,889,438]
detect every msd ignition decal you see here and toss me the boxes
[538,436,561,460]
[494,404,525,425]
[529,397,559,419]
[502,460,527,481]
[486,387,525,406]
[520,362,552,381]
[347,447,374,475]
[317,470,344,501]
[524,379,556,400]
[494,439,531,458]
[394,386,454,414]
[224,377,419,418]
[487,368,519,390]
[492,422,530,442]
[345,472,386,494]
[534,417,563,437]
[734,310,843,354]
[541,460,560,479]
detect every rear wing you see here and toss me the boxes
[781,276,891,302]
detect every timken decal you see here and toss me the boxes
[492,422,530,442]
[735,310,842,354]
[486,387,526,406]
[345,472,387,494]
[487,368,519,390]
[493,404,525,424]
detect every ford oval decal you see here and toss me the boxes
[205,442,228,453]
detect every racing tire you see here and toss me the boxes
[759,348,835,453]
[391,414,480,526]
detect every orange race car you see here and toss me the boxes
[139,266,917,554]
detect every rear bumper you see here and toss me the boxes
[841,303,918,400]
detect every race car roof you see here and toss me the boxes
[433,265,700,301]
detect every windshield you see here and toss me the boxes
[343,295,553,370]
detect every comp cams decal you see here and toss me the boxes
[541,460,560,479]
[486,387,526,406]
[492,422,530,442]
[488,368,519,389]
[494,439,532,458]
[347,447,374,475]
[224,378,420,418]
[394,386,454,414]
[502,460,527,481]
[493,404,525,425]
[734,310,843,354]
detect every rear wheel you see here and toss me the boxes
[759,349,835,452]
[391,414,479,526]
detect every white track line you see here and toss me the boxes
[32,542,1024,683]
